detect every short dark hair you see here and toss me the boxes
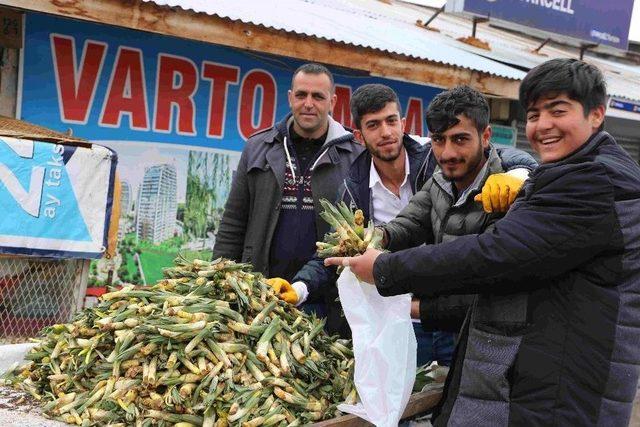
[425,85,489,135]
[519,58,607,117]
[350,84,402,129]
[291,63,335,92]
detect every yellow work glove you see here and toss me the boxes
[265,277,299,305]
[474,173,525,213]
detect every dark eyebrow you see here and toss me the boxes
[451,132,471,138]
[527,99,570,113]
[543,100,570,109]
[450,132,472,139]
[295,89,327,97]
[431,131,471,139]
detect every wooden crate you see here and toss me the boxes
[312,389,443,426]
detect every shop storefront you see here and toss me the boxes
[12,8,457,289]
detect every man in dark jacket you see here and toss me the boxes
[327,59,640,426]
[212,63,364,311]
[289,84,536,356]
[373,85,531,367]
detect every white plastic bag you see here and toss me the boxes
[336,267,416,427]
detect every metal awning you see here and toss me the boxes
[142,0,525,80]
[403,3,640,103]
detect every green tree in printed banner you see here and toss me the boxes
[184,151,233,238]
[184,169,211,238]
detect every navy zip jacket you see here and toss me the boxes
[374,132,640,426]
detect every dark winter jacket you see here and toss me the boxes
[374,132,640,426]
[294,136,537,337]
[212,114,363,276]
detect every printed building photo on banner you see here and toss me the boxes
[88,142,239,287]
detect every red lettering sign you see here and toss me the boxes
[333,85,354,129]
[100,47,149,129]
[202,61,240,139]
[404,97,424,136]
[50,34,107,124]
[153,54,198,135]
[238,70,276,140]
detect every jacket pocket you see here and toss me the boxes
[448,327,522,427]
[473,293,530,337]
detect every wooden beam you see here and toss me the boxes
[4,0,519,98]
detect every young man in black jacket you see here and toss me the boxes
[327,59,640,426]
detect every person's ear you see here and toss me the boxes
[353,129,365,145]
[589,105,605,131]
[482,126,492,148]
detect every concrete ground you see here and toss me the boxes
[0,343,66,425]
[0,387,66,426]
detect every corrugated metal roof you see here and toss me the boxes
[141,0,525,80]
[142,0,640,102]
[408,5,640,102]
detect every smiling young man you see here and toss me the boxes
[213,63,363,313]
[327,59,640,426]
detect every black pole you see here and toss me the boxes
[424,5,445,28]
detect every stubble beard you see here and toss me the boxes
[364,137,402,163]
[440,145,484,183]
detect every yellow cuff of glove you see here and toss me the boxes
[474,173,525,213]
[265,277,298,304]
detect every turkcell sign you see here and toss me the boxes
[0,137,116,258]
[446,0,633,50]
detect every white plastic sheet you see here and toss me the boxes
[336,267,417,427]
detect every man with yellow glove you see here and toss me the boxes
[211,64,363,317]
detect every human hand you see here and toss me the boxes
[474,172,525,213]
[324,248,382,284]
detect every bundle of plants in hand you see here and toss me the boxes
[0,257,357,426]
[315,199,383,258]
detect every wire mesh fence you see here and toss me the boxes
[0,257,89,343]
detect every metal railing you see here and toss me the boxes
[0,257,89,342]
